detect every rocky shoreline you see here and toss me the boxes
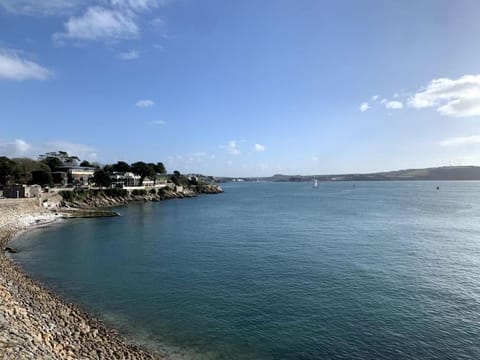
[0,184,223,359]
[0,199,166,359]
[60,184,223,209]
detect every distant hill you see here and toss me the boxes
[217,166,480,182]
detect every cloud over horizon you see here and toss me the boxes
[439,135,480,147]
[0,138,98,160]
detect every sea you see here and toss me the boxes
[11,181,480,359]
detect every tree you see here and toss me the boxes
[12,158,50,184]
[41,156,63,171]
[0,156,16,185]
[111,161,131,173]
[154,162,166,174]
[80,160,92,167]
[170,170,188,186]
[39,151,80,168]
[103,164,113,174]
[93,170,112,188]
[131,162,156,185]
[31,169,52,186]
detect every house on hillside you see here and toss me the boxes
[53,166,95,186]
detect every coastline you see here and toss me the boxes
[0,200,163,359]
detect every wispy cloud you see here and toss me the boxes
[54,6,139,42]
[438,135,480,147]
[359,102,371,112]
[0,0,86,16]
[409,74,480,117]
[0,49,52,81]
[150,17,165,31]
[118,50,139,60]
[136,99,155,107]
[150,120,166,125]
[254,143,265,152]
[361,96,403,112]
[385,100,403,109]
[220,140,240,155]
[53,0,174,43]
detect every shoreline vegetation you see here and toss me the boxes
[0,153,223,359]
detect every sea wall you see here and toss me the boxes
[0,199,163,359]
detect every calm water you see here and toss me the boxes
[12,182,480,359]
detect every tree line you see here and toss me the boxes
[0,151,169,188]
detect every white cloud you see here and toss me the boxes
[380,98,387,104]
[360,102,371,112]
[150,120,166,125]
[371,95,379,101]
[118,50,139,60]
[220,140,240,155]
[54,6,139,42]
[110,0,172,12]
[53,0,174,43]
[136,99,154,107]
[385,100,403,109]
[0,0,87,16]
[0,139,31,157]
[438,135,480,147]
[45,140,97,160]
[409,74,480,117]
[312,156,319,161]
[0,49,52,81]
[254,143,265,152]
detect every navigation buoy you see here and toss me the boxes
[436,186,440,190]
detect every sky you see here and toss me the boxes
[2,0,480,177]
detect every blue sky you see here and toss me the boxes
[2,0,480,176]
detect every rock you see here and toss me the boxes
[4,247,18,254]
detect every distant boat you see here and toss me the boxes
[313,179,318,188]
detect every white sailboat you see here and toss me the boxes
[313,179,318,188]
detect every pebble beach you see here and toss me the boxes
[0,199,162,360]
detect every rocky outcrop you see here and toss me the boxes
[60,184,223,209]
[0,200,163,359]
